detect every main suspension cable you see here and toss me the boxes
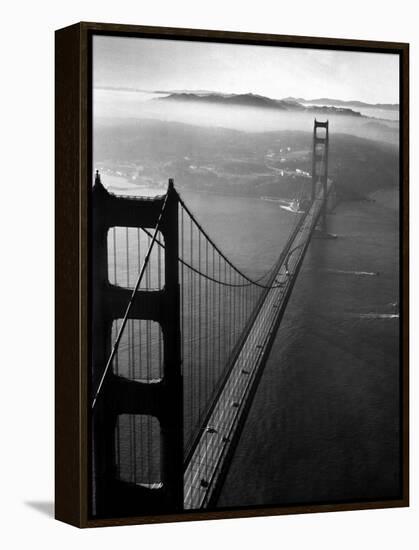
[177,193,287,288]
[140,226,284,289]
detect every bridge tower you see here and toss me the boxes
[311,119,329,230]
[91,173,183,518]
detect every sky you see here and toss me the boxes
[93,35,399,105]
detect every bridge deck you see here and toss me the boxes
[183,191,328,510]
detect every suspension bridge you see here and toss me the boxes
[91,120,334,518]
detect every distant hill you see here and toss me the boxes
[96,86,398,112]
[157,92,288,110]
[156,92,364,117]
[153,89,227,95]
[284,96,399,111]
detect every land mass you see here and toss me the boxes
[94,119,398,201]
[155,92,364,117]
[284,96,399,111]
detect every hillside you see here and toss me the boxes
[156,92,364,117]
[285,96,399,111]
[94,119,399,200]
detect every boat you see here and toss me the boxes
[280,198,305,214]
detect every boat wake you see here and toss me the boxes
[359,313,399,320]
[323,269,379,277]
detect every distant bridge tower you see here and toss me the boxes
[91,173,183,518]
[311,119,329,229]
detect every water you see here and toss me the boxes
[100,176,400,506]
[217,191,401,507]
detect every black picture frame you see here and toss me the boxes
[55,21,409,528]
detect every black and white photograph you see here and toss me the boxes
[2,0,418,544]
[89,31,404,520]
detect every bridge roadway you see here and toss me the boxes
[183,188,329,510]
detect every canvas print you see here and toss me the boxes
[90,34,401,519]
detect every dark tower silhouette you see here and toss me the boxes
[91,173,183,518]
[311,119,329,230]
